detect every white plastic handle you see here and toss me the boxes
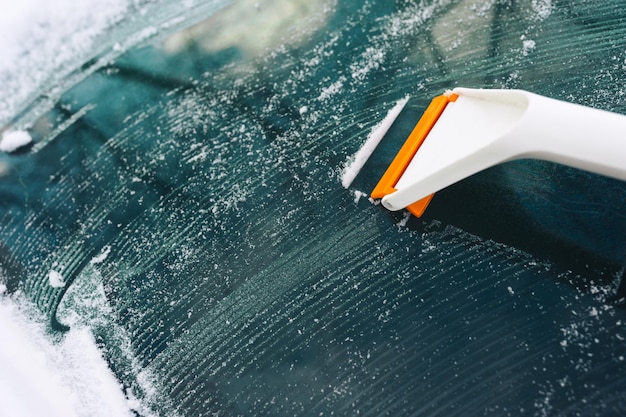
[382,88,626,211]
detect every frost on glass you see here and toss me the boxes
[0,0,233,128]
[1,1,626,416]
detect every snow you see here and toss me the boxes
[0,130,32,152]
[350,46,385,81]
[0,0,131,126]
[0,297,134,417]
[48,270,66,288]
[521,36,536,56]
[90,246,111,265]
[341,96,409,188]
[531,0,554,21]
[318,77,346,101]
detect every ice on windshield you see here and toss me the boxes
[1,1,626,417]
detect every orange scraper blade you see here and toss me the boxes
[371,92,458,217]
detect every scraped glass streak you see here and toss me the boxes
[1,0,626,416]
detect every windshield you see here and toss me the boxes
[1,1,626,416]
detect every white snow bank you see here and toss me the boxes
[0,130,32,152]
[0,296,134,417]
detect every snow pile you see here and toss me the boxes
[0,296,134,417]
[0,130,32,152]
[341,96,409,189]
[56,267,174,417]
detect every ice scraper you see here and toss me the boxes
[369,87,626,217]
